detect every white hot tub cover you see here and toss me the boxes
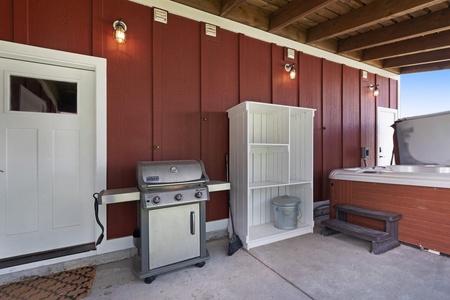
[393,111,450,165]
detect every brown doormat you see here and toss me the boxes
[0,265,96,300]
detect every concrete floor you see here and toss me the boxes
[86,226,450,300]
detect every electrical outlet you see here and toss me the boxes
[361,147,369,159]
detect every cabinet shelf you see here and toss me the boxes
[249,180,311,189]
[228,101,315,250]
[248,223,313,249]
[249,143,289,147]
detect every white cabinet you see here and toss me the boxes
[227,101,315,249]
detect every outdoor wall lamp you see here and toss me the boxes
[369,84,380,97]
[285,63,296,79]
[113,19,127,44]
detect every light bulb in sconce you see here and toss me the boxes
[113,20,127,44]
[285,63,296,79]
[369,84,380,97]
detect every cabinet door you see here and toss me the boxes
[152,14,201,160]
[322,60,343,200]
[342,66,361,168]
[200,24,239,221]
[299,53,323,201]
[148,203,200,269]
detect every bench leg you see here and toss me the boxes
[371,220,400,254]
[336,210,347,222]
[371,239,401,255]
[322,209,347,236]
[385,220,399,241]
[321,225,339,236]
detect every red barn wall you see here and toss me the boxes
[0,0,398,239]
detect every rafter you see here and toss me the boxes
[383,48,450,68]
[307,0,442,44]
[338,7,450,53]
[268,0,336,32]
[362,30,450,61]
[169,0,450,73]
[220,0,246,17]
[401,60,450,74]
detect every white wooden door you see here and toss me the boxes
[0,57,96,259]
[377,107,398,166]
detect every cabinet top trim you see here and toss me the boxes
[227,101,316,117]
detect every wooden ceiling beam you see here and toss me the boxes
[362,30,450,61]
[307,0,442,44]
[400,60,450,74]
[338,7,450,53]
[165,0,450,73]
[268,0,336,32]
[383,48,450,68]
[225,3,270,30]
[220,0,246,17]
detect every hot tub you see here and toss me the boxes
[329,165,450,255]
[329,111,450,254]
[330,165,450,188]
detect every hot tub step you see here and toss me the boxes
[321,204,402,254]
[334,204,402,222]
[321,219,389,242]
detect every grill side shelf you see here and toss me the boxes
[98,187,140,204]
[98,181,230,205]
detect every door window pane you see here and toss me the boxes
[10,75,77,114]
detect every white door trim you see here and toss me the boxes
[376,107,398,166]
[0,40,107,274]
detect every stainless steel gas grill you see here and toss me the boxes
[96,159,230,284]
[132,160,210,284]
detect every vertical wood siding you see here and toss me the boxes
[1,0,398,238]
[361,72,377,167]
[272,44,298,107]
[152,14,201,161]
[102,2,154,238]
[342,66,361,168]
[299,53,324,201]
[239,35,272,103]
[0,0,14,41]
[200,24,239,221]
[322,60,343,200]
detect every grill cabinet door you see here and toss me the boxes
[148,203,200,269]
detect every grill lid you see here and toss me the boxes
[137,160,209,190]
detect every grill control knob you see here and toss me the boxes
[152,196,161,204]
[174,193,183,201]
[195,191,203,199]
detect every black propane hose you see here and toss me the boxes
[93,192,105,246]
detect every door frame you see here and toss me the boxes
[376,107,398,166]
[0,40,107,273]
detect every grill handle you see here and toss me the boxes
[190,211,195,235]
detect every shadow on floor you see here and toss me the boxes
[86,225,450,300]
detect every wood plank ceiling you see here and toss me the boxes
[170,0,450,74]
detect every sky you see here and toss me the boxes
[399,69,450,118]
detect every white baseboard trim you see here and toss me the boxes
[0,218,229,280]
[206,218,228,232]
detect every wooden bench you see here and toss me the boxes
[321,204,402,254]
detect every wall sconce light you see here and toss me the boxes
[113,19,127,44]
[369,84,380,97]
[285,63,296,79]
